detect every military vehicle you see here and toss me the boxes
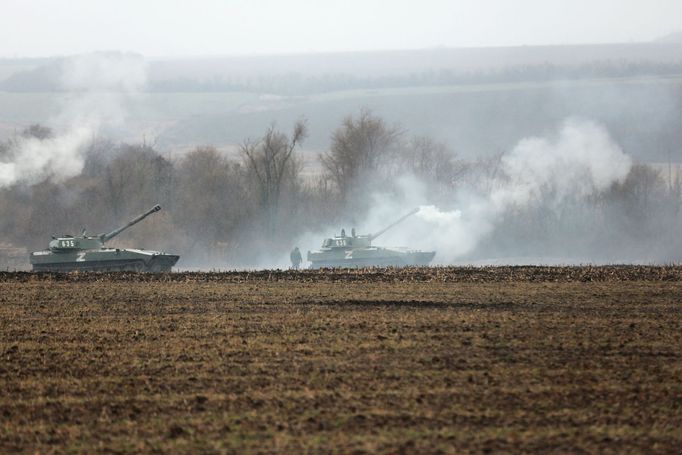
[30,205,179,272]
[307,208,435,268]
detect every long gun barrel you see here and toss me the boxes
[369,207,419,242]
[100,205,161,242]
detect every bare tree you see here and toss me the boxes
[401,136,465,184]
[241,120,307,235]
[101,144,173,219]
[0,140,9,160]
[175,146,247,250]
[21,124,54,140]
[320,109,401,201]
[0,124,54,161]
[81,137,118,177]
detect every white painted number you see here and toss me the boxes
[61,240,76,247]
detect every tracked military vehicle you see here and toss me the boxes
[30,205,179,272]
[307,208,435,268]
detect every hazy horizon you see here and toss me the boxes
[2,0,682,58]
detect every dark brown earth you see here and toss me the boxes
[1,267,681,453]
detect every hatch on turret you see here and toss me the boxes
[321,232,372,249]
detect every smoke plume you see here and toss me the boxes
[0,52,147,188]
[491,119,632,208]
[0,128,92,186]
[361,119,633,264]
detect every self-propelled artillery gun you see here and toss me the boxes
[306,208,435,268]
[30,205,179,272]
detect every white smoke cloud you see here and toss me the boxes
[416,118,632,262]
[0,52,147,188]
[491,119,632,209]
[61,52,147,92]
[252,118,633,269]
[361,118,633,264]
[0,127,92,186]
[56,52,148,129]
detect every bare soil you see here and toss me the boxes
[1,267,681,453]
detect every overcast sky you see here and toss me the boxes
[1,0,681,58]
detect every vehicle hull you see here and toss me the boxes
[30,248,179,272]
[308,249,435,269]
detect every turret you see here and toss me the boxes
[100,205,161,242]
[48,205,162,252]
[307,206,434,268]
[319,208,420,250]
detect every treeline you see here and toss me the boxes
[4,60,682,95]
[0,111,465,266]
[1,110,681,267]
[149,61,682,95]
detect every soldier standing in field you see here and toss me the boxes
[290,246,302,270]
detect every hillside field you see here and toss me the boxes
[2,74,682,162]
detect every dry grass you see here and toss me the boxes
[1,267,681,453]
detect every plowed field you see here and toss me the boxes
[1,267,681,453]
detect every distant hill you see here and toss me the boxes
[2,43,682,164]
[3,43,682,94]
[146,42,682,83]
